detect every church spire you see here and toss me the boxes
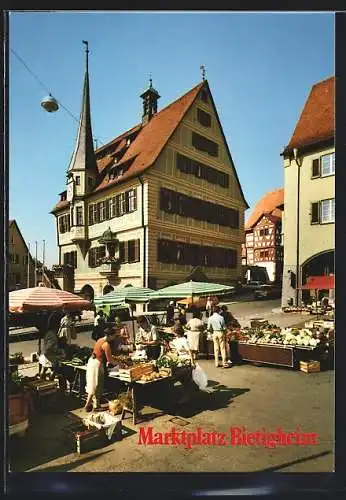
[67,41,98,182]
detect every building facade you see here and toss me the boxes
[242,189,284,283]
[8,220,35,291]
[51,50,248,300]
[281,76,334,306]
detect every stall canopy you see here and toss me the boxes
[299,275,335,290]
[149,280,234,300]
[94,286,154,308]
[9,286,91,313]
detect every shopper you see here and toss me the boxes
[207,306,228,368]
[92,309,107,341]
[205,296,213,318]
[85,327,117,412]
[112,316,131,354]
[166,301,175,326]
[135,316,161,360]
[170,326,195,367]
[58,311,77,345]
[185,311,204,363]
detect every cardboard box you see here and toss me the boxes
[300,360,320,373]
[75,427,107,454]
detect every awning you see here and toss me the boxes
[149,280,234,300]
[299,275,335,290]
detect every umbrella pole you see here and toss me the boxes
[131,307,135,344]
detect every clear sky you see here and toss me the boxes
[9,11,334,266]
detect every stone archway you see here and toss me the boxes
[103,284,114,295]
[301,250,334,302]
[80,284,95,302]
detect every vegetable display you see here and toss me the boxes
[228,324,333,347]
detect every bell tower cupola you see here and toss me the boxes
[140,76,160,125]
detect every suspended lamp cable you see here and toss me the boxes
[10,47,105,146]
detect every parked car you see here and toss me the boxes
[244,280,265,290]
[253,284,282,300]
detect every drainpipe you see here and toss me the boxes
[293,148,302,306]
[137,175,146,289]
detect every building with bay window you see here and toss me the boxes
[281,76,335,307]
[51,49,248,300]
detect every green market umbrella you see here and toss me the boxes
[94,286,155,340]
[149,280,234,300]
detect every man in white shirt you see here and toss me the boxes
[207,306,228,368]
[135,316,160,360]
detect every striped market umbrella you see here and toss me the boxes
[149,280,234,300]
[9,286,91,313]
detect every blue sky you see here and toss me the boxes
[9,11,334,266]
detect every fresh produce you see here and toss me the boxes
[140,372,161,382]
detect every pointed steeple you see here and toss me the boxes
[67,41,98,181]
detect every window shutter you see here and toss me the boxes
[134,239,140,262]
[125,191,130,213]
[311,202,320,224]
[88,205,94,225]
[105,199,110,220]
[133,189,137,211]
[312,158,320,177]
[119,242,125,262]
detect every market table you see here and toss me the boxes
[230,341,333,369]
[107,372,173,425]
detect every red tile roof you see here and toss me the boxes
[94,82,205,193]
[245,188,284,230]
[285,76,334,152]
[52,80,248,212]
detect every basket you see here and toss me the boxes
[300,360,320,373]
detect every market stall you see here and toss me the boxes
[228,320,334,371]
[93,286,155,342]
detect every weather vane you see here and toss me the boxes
[82,40,89,53]
[149,73,153,87]
[200,65,206,81]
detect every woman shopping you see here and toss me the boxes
[185,311,204,363]
[84,327,117,412]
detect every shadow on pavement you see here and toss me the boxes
[27,449,114,472]
[258,450,332,472]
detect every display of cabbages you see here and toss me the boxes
[235,323,329,347]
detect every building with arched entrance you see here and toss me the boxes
[281,76,334,306]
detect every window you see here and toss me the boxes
[311,199,335,224]
[119,240,140,263]
[320,199,335,223]
[15,273,21,283]
[88,177,93,187]
[14,254,19,264]
[98,201,107,222]
[321,153,335,177]
[176,153,229,188]
[76,206,83,226]
[157,239,237,268]
[118,193,126,216]
[88,246,106,268]
[110,196,118,218]
[59,214,70,233]
[64,251,77,268]
[75,176,81,186]
[159,188,239,228]
[260,228,269,236]
[200,89,208,103]
[126,189,137,212]
[192,132,218,157]
[197,108,211,127]
[312,153,335,178]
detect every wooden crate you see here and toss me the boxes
[117,363,153,382]
[300,360,320,373]
[25,380,58,394]
[75,427,107,454]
